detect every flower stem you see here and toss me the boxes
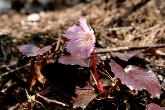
[92,50,103,93]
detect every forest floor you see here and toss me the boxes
[0,0,165,110]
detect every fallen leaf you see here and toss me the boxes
[111,50,144,61]
[35,63,46,84]
[73,86,97,109]
[109,60,161,98]
[17,44,38,57]
[28,62,46,91]
[17,44,51,57]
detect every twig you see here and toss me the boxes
[55,32,62,51]
[0,62,17,69]
[36,94,68,107]
[0,63,30,79]
[95,44,165,54]
[107,26,134,32]
[90,70,97,86]
[0,45,7,63]
[25,89,45,108]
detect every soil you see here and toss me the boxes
[0,0,165,110]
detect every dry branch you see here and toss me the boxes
[0,63,30,79]
[36,94,68,107]
[95,44,165,54]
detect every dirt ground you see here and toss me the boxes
[0,0,165,110]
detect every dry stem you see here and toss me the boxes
[95,44,165,54]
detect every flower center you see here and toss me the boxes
[85,33,94,43]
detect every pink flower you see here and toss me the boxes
[64,18,95,59]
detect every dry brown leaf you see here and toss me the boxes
[35,63,46,84]
[28,62,46,91]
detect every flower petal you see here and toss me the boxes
[79,18,91,33]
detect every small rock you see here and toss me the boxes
[27,13,40,22]
[100,55,106,61]
[158,75,163,81]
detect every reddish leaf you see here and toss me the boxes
[109,60,161,98]
[73,86,97,109]
[145,103,165,110]
[37,45,52,55]
[111,50,144,61]
[17,44,38,57]
[58,55,90,67]
[17,44,51,57]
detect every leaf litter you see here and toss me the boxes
[0,0,165,110]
